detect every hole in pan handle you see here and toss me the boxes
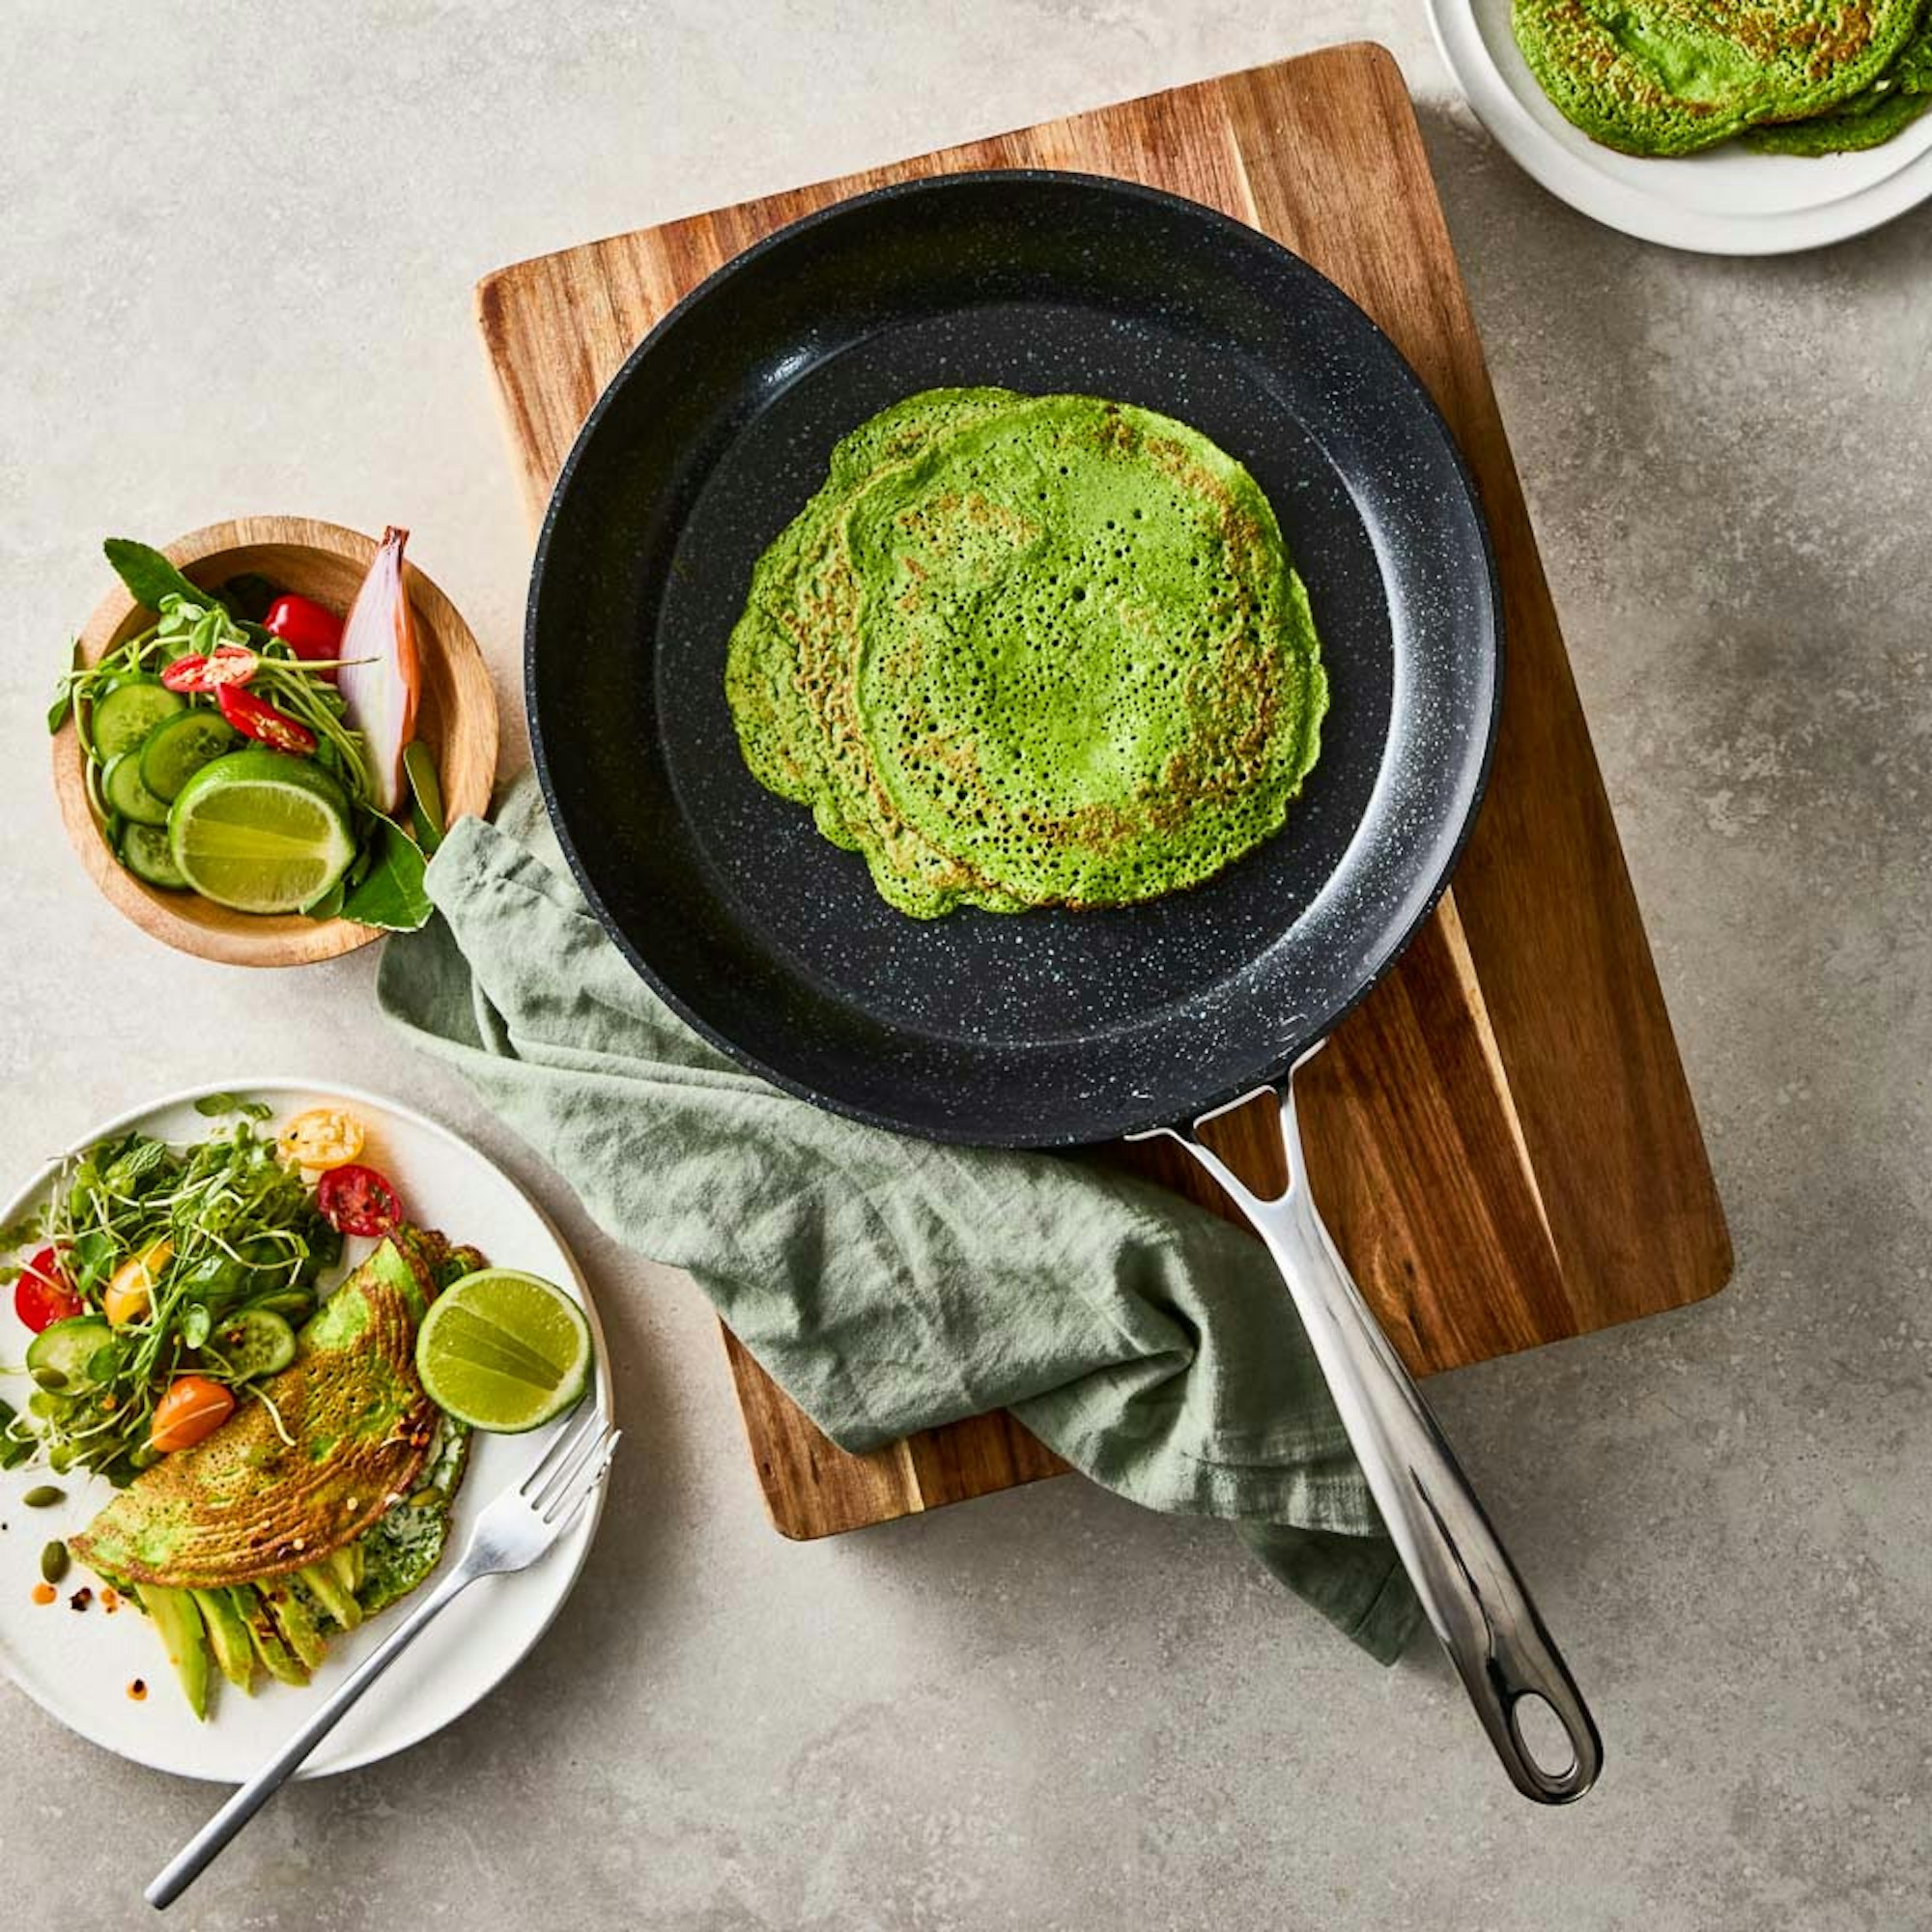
[1130,1046,1605,1804]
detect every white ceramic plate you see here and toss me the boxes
[0,1080,611,1782]
[1429,0,1932,254]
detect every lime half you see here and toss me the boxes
[167,747,357,914]
[415,1268,592,1434]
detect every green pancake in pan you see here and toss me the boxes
[725,386,1032,915]
[725,389,1326,918]
[1512,0,1928,156]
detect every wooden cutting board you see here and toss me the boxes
[475,42,1732,1538]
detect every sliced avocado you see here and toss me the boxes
[233,1583,309,1687]
[190,1586,258,1692]
[329,1541,364,1597]
[262,1576,329,1672]
[298,1558,363,1632]
[134,1583,211,1720]
[364,1236,429,1323]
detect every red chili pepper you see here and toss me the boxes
[161,644,258,694]
[216,682,316,753]
[264,593,344,673]
[14,1246,81,1333]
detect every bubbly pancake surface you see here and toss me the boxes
[724,389,1326,917]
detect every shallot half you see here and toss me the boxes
[335,526,420,813]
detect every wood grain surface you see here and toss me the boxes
[474,42,1731,1538]
[53,516,498,968]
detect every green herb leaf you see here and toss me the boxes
[181,1303,212,1350]
[193,1093,270,1122]
[220,573,279,622]
[102,538,215,615]
[339,812,433,931]
[403,741,445,854]
[0,1210,44,1251]
[47,639,83,733]
[301,877,348,923]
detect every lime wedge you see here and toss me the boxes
[414,1268,592,1434]
[167,748,357,914]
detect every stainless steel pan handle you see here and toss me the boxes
[1139,1063,1603,1804]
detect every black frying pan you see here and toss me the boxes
[527,171,1602,1802]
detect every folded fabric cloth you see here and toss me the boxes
[376,780,1419,1662]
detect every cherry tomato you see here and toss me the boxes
[315,1164,404,1236]
[264,593,344,671]
[14,1247,80,1333]
[217,682,316,754]
[161,644,257,693]
[277,1107,366,1173]
[149,1376,236,1453]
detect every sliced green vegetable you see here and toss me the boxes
[211,1305,296,1378]
[190,1587,258,1692]
[90,678,184,760]
[297,1559,362,1632]
[136,1583,212,1719]
[25,1317,112,1388]
[233,1585,309,1687]
[118,820,188,890]
[139,708,235,801]
[261,1577,328,1672]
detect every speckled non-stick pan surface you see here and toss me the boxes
[526,172,1500,1147]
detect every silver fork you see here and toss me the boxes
[148,1410,621,1912]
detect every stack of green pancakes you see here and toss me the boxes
[1513,0,1932,157]
[724,388,1327,920]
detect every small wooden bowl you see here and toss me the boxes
[51,516,499,966]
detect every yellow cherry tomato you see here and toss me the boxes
[277,1108,366,1173]
[104,1236,173,1326]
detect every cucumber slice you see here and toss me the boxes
[101,748,171,826]
[118,821,188,891]
[139,709,235,802]
[211,1305,296,1378]
[90,678,185,760]
[25,1316,113,1387]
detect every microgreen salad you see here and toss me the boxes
[51,533,445,928]
[0,1098,408,1485]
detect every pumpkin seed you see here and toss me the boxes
[21,1485,65,1508]
[40,1541,69,1585]
[31,1367,69,1392]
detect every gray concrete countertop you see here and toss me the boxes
[4,5,1928,1927]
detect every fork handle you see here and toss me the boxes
[148,1567,475,1911]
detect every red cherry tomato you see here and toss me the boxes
[217,682,316,754]
[161,644,258,693]
[315,1164,404,1237]
[264,594,344,672]
[14,1247,81,1333]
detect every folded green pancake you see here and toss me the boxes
[726,390,1326,917]
[726,386,1033,915]
[1512,0,1928,156]
[1747,9,1932,150]
[71,1238,442,1589]
[1746,77,1931,150]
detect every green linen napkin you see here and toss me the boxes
[376,781,1419,1662]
